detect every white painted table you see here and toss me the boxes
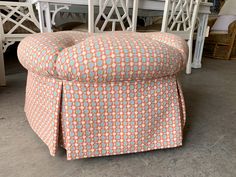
[30,0,212,69]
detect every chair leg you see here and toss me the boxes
[186,40,192,74]
[132,0,139,32]
[0,42,6,86]
[88,0,94,33]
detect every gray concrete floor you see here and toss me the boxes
[0,52,236,177]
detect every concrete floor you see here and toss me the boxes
[0,53,236,177]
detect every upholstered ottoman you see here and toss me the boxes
[18,31,188,160]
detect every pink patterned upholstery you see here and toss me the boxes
[18,31,188,160]
[18,31,91,77]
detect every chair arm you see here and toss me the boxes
[56,32,188,82]
[18,31,91,77]
[228,20,236,36]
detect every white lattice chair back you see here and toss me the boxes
[0,1,40,86]
[161,0,200,39]
[94,0,137,32]
[0,1,39,52]
[161,0,201,74]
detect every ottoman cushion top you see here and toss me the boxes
[18,31,188,82]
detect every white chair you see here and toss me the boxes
[161,0,201,74]
[0,1,39,86]
[88,0,139,32]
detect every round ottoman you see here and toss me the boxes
[18,31,188,160]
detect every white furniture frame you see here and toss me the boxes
[29,0,139,33]
[30,0,212,72]
[137,0,212,71]
[0,1,39,86]
[161,0,201,74]
[94,0,139,32]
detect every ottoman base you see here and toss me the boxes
[25,72,185,160]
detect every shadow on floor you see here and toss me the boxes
[4,43,26,75]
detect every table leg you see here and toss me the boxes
[36,2,52,33]
[192,14,209,69]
